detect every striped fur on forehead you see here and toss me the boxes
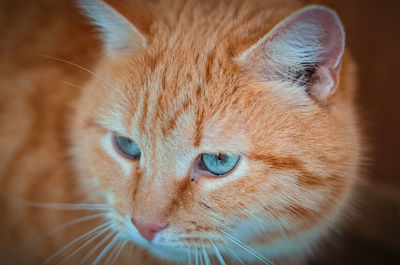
[0,0,363,264]
[68,0,361,264]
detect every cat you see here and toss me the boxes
[0,0,361,264]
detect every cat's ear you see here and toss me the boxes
[235,5,345,100]
[79,0,146,55]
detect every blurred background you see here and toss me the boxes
[310,0,400,264]
[1,0,399,264]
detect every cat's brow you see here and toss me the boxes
[83,119,111,133]
[194,86,205,147]
[248,153,302,171]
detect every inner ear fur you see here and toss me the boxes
[235,5,345,101]
[79,0,148,55]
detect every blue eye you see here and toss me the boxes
[113,135,141,159]
[201,153,240,176]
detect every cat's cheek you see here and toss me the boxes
[97,133,139,206]
[75,129,133,204]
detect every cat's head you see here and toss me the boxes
[72,0,360,262]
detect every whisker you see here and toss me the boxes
[194,240,199,265]
[17,213,106,252]
[218,229,274,265]
[58,225,111,265]
[103,238,123,265]
[15,200,111,211]
[211,240,226,265]
[91,233,120,265]
[41,222,111,265]
[5,194,112,211]
[202,242,211,265]
[227,246,245,265]
[77,231,115,265]
[43,213,107,238]
[188,243,192,265]
[200,245,204,265]
[26,53,116,90]
[38,77,88,90]
[109,239,128,265]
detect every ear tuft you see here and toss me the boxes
[236,5,345,100]
[79,0,146,55]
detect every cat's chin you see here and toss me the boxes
[128,236,189,262]
[146,244,189,262]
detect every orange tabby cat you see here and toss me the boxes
[0,0,361,264]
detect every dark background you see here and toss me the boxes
[310,0,400,264]
[326,0,400,188]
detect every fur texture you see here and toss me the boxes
[0,0,361,264]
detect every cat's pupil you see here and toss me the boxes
[216,154,223,164]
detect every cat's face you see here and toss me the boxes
[72,0,360,262]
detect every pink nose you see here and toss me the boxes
[131,217,167,242]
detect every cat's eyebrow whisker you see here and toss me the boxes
[25,53,116,90]
[211,240,227,265]
[41,222,111,265]
[37,76,88,90]
[91,233,120,265]
[217,229,275,265]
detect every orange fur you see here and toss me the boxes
[0,0,361,264]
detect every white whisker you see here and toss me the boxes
[77,231,115,265]
[109,239,128,265]
[26,53,116,90]
[103,238,123,265]
[91,233,120,265]
[188,243,192,265]
[18,201,111,211]
[4,194,112,211]
[211,240,226,265]
[227,245,245,265]
[218,229,274,265]
[39,77,87,90]
[17,213,106,253]
[202,242,211,265]
[200,246,204,265]
[58,225,111,265]
[44,213,107,238]
[194,240,199,265]
[41,222,110,265]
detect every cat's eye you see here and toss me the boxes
[113,135,141,159]
[200,153,240,176]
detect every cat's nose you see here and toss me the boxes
[131,217,167,242]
